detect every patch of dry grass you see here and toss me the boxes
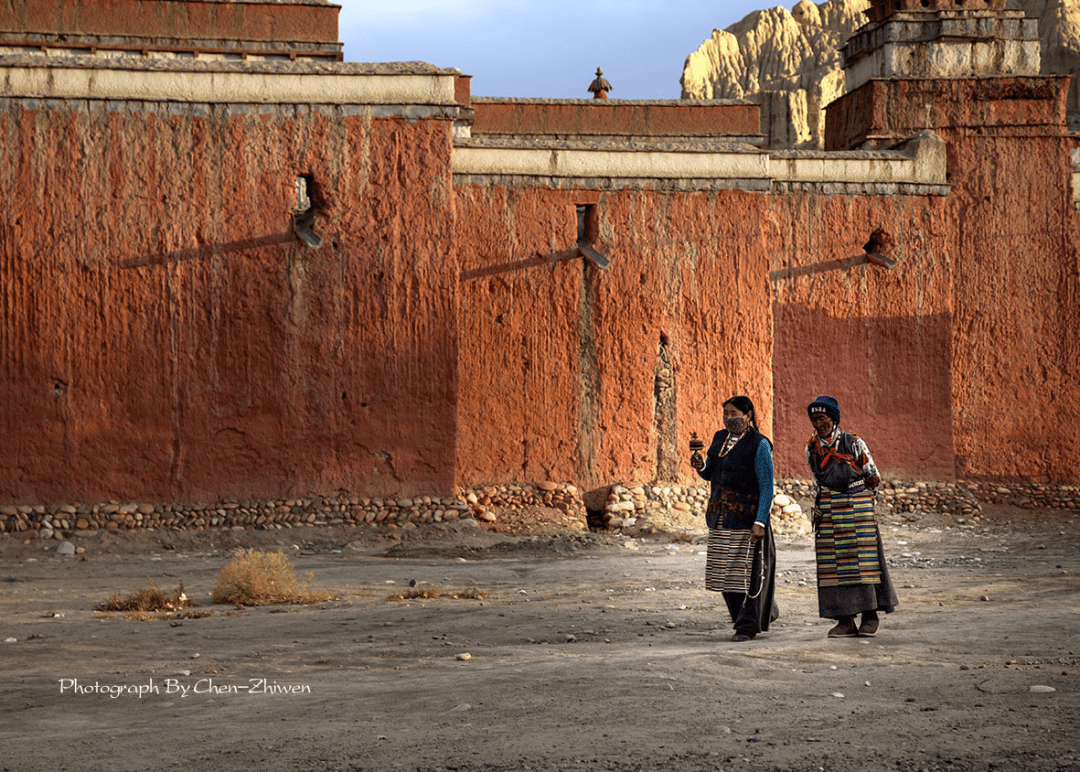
[212,548,337,606]
[95,579,193,613]
[385,585,487,601]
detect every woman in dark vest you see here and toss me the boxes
[690,395,779,642]
[805,395,898,638]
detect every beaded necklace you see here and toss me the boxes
[720,431,745,457]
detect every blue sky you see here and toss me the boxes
[339,1,788,99]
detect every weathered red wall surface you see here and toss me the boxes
[454,186,773,496]
[3,76,1078,508]
[816,76,1080,483]
[456,129,1080,491]
[471,100,762,139]
[825,77,1070,150]
[456,77,1080,489]
[945,131,1080,482]
[0,0,340,44]
[454,183,959,486]
[768,193,957,481]
[0,100,457,503]
[453,177,962,486]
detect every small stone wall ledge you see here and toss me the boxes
[452,131,947,189]
[0,59,461,105]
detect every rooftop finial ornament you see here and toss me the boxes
[588,67,611,99]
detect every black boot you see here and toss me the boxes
[827,616,858,638]
[859,611,879,637]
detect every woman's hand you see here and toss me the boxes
[690,451,704,470]
[751,522,764,542]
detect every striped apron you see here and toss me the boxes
[815,483,881,587]
[705,528,755,593]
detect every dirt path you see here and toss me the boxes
[1,509,1077,772]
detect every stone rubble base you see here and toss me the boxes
[603,479,1079,538]
[2,479,1077,542]
[0,482,582,541]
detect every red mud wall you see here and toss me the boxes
[471,100,762,139]
[946,131,1080,482]
[459,76,1080,489]
[768,193,956,481]
[456,180,963,488]
[0,0,340,45]
[454,186,773,494]
[825,77,1080,483]
[0,100,457,503]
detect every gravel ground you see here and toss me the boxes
[1,505,1077,772]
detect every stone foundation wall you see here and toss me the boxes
[600,478,1080,535]
[2,478,1077,543]
[0,484,587,540]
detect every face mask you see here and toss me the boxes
[724,416,748,435]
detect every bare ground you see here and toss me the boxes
[1,505,1077,772]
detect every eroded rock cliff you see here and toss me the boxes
[680,0,869,148]
[682,0,1080,148]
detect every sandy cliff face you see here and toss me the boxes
[682,0,1080,147]
[680,0,869,148]
[1030,0,1080,116]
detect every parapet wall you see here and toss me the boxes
[469,98,764,145]
[866,0,1008,23]
[842,8,1040,91]
[0,56,463,107]
[0,0,342,60]
[826,76,1070,150]
[453,129,947,193]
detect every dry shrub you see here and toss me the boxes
[386,585,487,601]
[212,548,336,606]
[95,579,193,613]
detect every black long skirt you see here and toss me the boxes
[817,531,898,619]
